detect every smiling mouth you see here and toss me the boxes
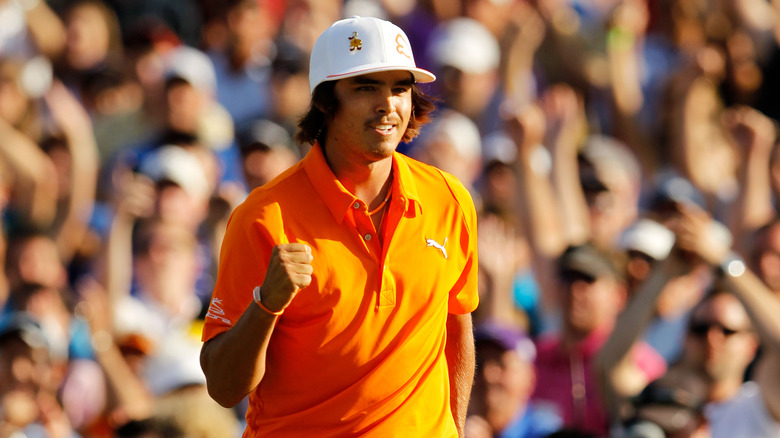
[372,124,395,134]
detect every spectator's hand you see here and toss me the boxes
[478,214,521,282]
[112,167,156,219]
[75,276,112,334]
[672,203,731,266]
[44,81,93,137]
[261,243,313,312]
[505,102,546,158]
[510,1,546,49]
[722,105,776,156]
[539,83,582,152]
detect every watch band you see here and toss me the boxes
[253,286,284,316]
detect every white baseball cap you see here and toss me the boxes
[427,18,500,75]
[138,145,211,201]
[163,45,217,96]
[308,16,435,94]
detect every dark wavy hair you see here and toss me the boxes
[294,79,436,146]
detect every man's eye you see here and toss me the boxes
[393,87,410,94]
[357,86,375,91]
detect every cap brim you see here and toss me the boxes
[312,65,435,93]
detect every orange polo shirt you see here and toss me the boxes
[202,143,479,437]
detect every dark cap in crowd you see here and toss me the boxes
[236,118,295,155]
[648,172,705,210]
[474,322,536,362]
[579,166,609,194]
[626,372,708,437]
[272,38,309,77]
[558,243,624,281]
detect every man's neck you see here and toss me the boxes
[320,142,394,210]
[708,377,743,403]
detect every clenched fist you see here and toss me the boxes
[259,243,314,313]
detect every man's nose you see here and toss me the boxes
[376,92,396,114]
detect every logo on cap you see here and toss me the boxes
[349,32,363,52]
[396,34,411,59]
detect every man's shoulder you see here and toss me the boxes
[705,381,780,438]
[232,162,309,220]
[248,161,308,200]
[397,154,475,208]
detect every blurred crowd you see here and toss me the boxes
[1,0,780,437]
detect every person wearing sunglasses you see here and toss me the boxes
[598,203,780,437]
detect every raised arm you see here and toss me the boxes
[721,105,777,249]
[0,116,58,228]
[594,252,687,412]
[675,204,780,421]
[44,82,99,263]
[100,168,155,310]
[200,243,313,408]
[541,84,590,246]
[19,0,66,59]
[476,213,527,326]
[76,277,153,422]
[507,104,568,313]
[605,0,660,177]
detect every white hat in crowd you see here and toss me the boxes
[427,18,500,75]
[308,16,435,93]
[163,45,217,96]
[418,109,482,160]
[618,219,676,261]
[139,145,211,202]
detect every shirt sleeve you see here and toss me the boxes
[443,173,479,315]
[632,341,667,382]
[201,199,275,341]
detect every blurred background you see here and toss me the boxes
[1,0,780,436]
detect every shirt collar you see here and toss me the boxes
[302,142,422,223]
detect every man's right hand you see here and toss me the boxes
[260,243,313,313]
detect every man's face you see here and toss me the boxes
[559,271,623,336]
[683,294,757,382]
[326,71,413,163]
[438,66,497,119]
[471,343,534,431]
[165,80,204,134]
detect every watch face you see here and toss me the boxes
[724,259,746,277]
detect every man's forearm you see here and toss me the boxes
[446,313,475,437]
[200,303,279,408]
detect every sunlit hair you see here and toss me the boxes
[294,79,436,146]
